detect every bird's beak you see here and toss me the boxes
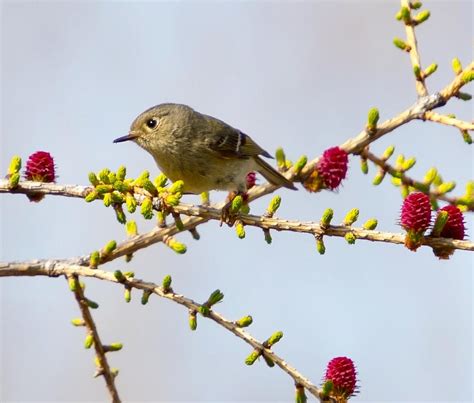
[113,132,139,143]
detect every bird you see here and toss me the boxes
[113,103,297,195]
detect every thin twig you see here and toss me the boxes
[0,261,328,402]
[423,111,474,131]
[69,275,121,403]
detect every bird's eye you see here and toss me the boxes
[146,118,158,129]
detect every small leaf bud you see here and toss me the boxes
[235,315,253,328]
[84,190,99,203]
[84,334,94,349]
[423,63,438,77]
[235,221,246,239]
[162,275,172,292]
[367,107,380,132]
[189,311,197,331]
[275,147,286,169]
[141,290,152,305]
[343,208,359,226]
[345,232,356,244]
[8,155,21,175]
[316,236,326,255]
[116,165,126,181]
[88,172,100,186]
[125,193,137,213]
[451,58,462,75]
[141,197,154,219]
[393,37,411,51]
[245,350,260,365]
[413,9,430,24]
[266,195,282,216]
[124,287,131,303]
[126,220,138,237]
[265,331,283,347]
[71,318,85,326]
[363,218,378,230]
[168,180,184,194]
[89,251,100,269]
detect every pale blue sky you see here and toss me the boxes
[1,1,472,402]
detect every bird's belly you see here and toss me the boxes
[154,155,255,194]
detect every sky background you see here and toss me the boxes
[0,1,473,402]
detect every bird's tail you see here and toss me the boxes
[254,157,297,190]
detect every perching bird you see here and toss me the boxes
[114,103,296,194]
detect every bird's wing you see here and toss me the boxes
[201,114,272,159]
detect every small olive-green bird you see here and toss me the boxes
[114,103,297,194]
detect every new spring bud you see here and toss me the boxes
[320,208,334,229]
[372,170,386,185]
[424,63,438,77]
[189,311,197,331]
[461,130,472,144]
[95,184,113,194]
[229,195,242,214]
[124,287,131,303]
[71,318,85,326]
[275,147,286,169]
[156,210,166,227]
[360,157,368,174]
[457,92,472,101]
[451,58,462,75]
[125,193,137,213]
[88,172,99,186]
[235,315,253,328]
[245,350,260,365]
[413,65,422,80]
[345,232,356,244]
[381,146,395,162]
[267,195,282,216]
[402,157,416,171]
[393,38,411,51]
[114,204,126,224]
[165,237,187,254]
[263,228,272,244]
[141,290,152,305]
[8,156,21,175]
[423,167,437,184]
[263,354,275,368]
[104,343,123,352]
[206,289,224,307]
[141,197,154,219]
[86,299,99,309]
[173,213,184,231]
[116,165,126,181]
[8,173,20,188]
[113,180,130,193]
[103,240,117,255]
[143,180,157,196]
[343,208,359,226]
[126,220,138,237]
[400,185,410,198]
[411,1,422,10]
[321,380,334,398]
[294,155,308,174]
[462,71,474,84]
[295,384,307,403]
[162,275,172,292]
[198,305,210,316]
[235,221,246,239]
[165,193,181,206]
[316,236,326,255]
[84,334,94,349]
[413,10,430,24]
[154,173,168,188]
[391,177,402,186]
[363,218,378,230]
[89,251,100,268]
[431,210,449,237]
[396,6,410,22]
[367,107,380,132]
[68,277,78,291]
[114,270,126,283]
[103,193,113,207]
[98,168,111,184]
[200,191,210,205]
[168,180,184,194]
[85,190,98,203]
[107,172,116,184]
[265,331,283,347]
[437,181,456,194]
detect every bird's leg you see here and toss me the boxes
[220,191,243,226]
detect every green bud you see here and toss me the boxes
[141,197,154,219]
[84,334,94,349]
[114,204,126,224]
[461,130,472,144]
[413,9,430,24]
[95,184,113,194]
[263,354,275,368]
[294,155,307,174]
[173,214,184,231]
[198,305,210,316]
[397,6,410,23]
[265,331,283,347]
[452,58,462,75]
[107,172,116,184]
[395,154,405,169]
[343,208,359,226]
[423,63,438,78]
[295,385,307,403]
[68,277,78,291]
[125,193,137,213]
[141,290,152,305]
[98,168,111,184]
[235,221,246,239]
[372,170,386,185]
[110,368,119,378]
[154,173,168,188]
[8,172,20,188]
[123,271,134,278]
[430,197,439,211]
[166,238,187,254]
[367,107,380,132]
[267,195,282,216]
[437,181,456,194]
[245,350,260,365]
[393,37,410,51]
[263,228,272,244]
[275,147,286,169]
[431,210,449,237]
[411,1,422,9]
[89,251,100,269]
[110,192,124,204]
[162,275,172,292]
[103,193,113,207]
[413,64,422,80]
[423,167,438,184]
[86,299,99,309]
[200,191,210,205]
[88,172,99,186]
[345,232,356,244]
[71,318,85,326]
[457,92,472,101]
[124,287,131,303]
[126,220,138,237]
[391,177,402,186]
[433,172,443,186]
[360,157,368,174]
[402,157,416,171]
[189,311,197,331]
[363,218,378,230]
[8,155,21,175]
[462,71,474,84]
[143,180,158,196]
[116,165,126,181]
[165,193,182,206]
[103,240,117,255]
[320,208,334,229]
[235,315,253,328]
[400,185,410,199]
[114,270,126,282]
[113,180,130,193]
[321,380,334,397]
[168,180,184,194]
[104,343,123,352]
[240,204,250,214]
[85,190,99,203]
[230,195,243,214]
[381,145,395,161]
[156,210,167,227]
[316,237,325,255]
[207,289,224,306]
